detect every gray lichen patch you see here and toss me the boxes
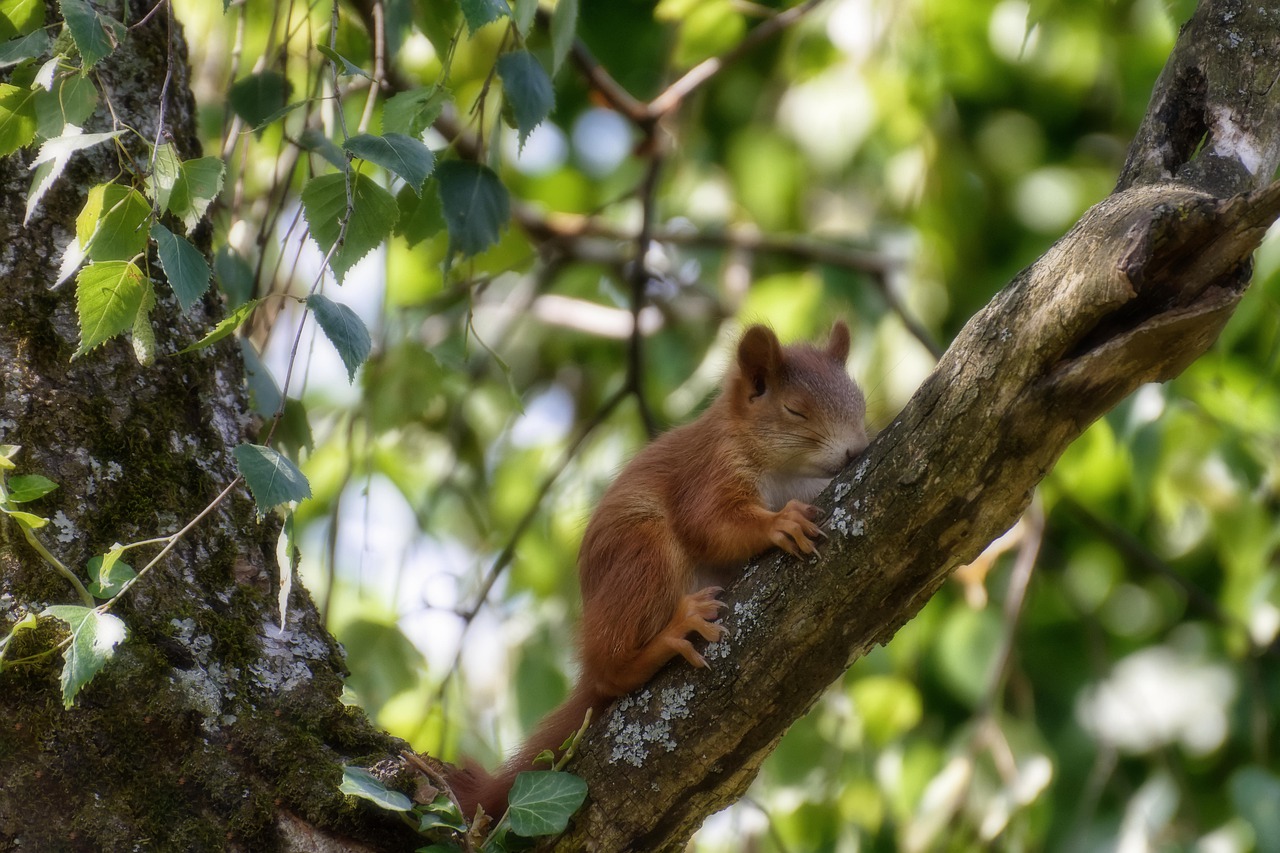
[606,683,700,767]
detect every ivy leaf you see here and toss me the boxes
[436,160,509,259]
[458,0,510,34]
[152,223,211,313]
[85,552,135,600]
[550,0,578,73]
[316,43,371,78]
[176,298,260,354]
[59,0,125,69]
[308,294,371,382]
[74,260,147,358]
[342,133,435,195]
[339,767,413,812]
[25,126,123,225]
[505,771,588,837]
[228,70,293,130]
[381,86,447,138]
[42,605,127,708]
[169,156,225,231]
[0,29,49,67]
[0,81,37,156]
[6,474,58,503]
[497,50,554,148]
[300,171,398,284]
[233,444,311,514]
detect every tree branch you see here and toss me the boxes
[549,0,1280,849]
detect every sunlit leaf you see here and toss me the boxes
[6,474,57,503]
[42,605,127,708]
[73,260,147,358]
[0,0,44,38]
[0,81,37,156]
[382,86,447,138]
[176,299,260,354]
[169,156,225,231]
[86,552,135,600]
[26,127,122,225]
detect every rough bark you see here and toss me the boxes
[0,3,414,850]
[549,0,1280,849]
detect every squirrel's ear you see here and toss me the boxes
[826,320,851,363]
[737,325,782,398]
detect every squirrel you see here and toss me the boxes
[447,321,869,820]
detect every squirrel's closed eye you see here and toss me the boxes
[784,406,808,420]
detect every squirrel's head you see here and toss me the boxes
[729,321,869,478]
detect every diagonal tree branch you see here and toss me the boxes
[549,0,1280,849]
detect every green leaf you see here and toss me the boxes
[33,72,98,140]
[76,184,151,262]
[241,339,281,417]
[26,127,122,225]
[550,0,578,73]
[60,0,125,69]
[6,474,58,503]
[74,261,147,358]
[169,156,225,231]
[497,50,554,147]
[308,294,371,382]
[316,43,371,78]
[513,0,537,34]
[85,552,135,600]
[41,605,127,708]
[0,0,44,38]
[177,298,259,354]
[130,280,156,366]
[339,767,413,812]
[381,86,447,138]
[0,445,17,468]
[505,771,588,837]
[298,128,346,169]
[4,509,48,529]
[342,133,435,195]
[147,142,181,214]
[458,0,509,34]
[394,181,444,248]
[214,246,255,307]
[233,444,311,513]
[0,29,49,67]
[228,70,293,129]
[0,81,37,156]
[300,171,398,283]
[436,160,510,258]
[152,223,211,313]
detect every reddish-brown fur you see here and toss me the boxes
[447,322,869,820]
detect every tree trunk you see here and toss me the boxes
[0,4,414,850]
[549,0,1280,849]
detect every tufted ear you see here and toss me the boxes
[737,325,783,399]
[826,320,850,363]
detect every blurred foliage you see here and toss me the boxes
[168,0,1280,849]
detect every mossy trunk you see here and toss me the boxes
[0,3,413,850]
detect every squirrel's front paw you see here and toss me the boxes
[769,500,825,556]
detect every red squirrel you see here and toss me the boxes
[448,321,869,820]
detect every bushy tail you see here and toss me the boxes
[448,683,601,822]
